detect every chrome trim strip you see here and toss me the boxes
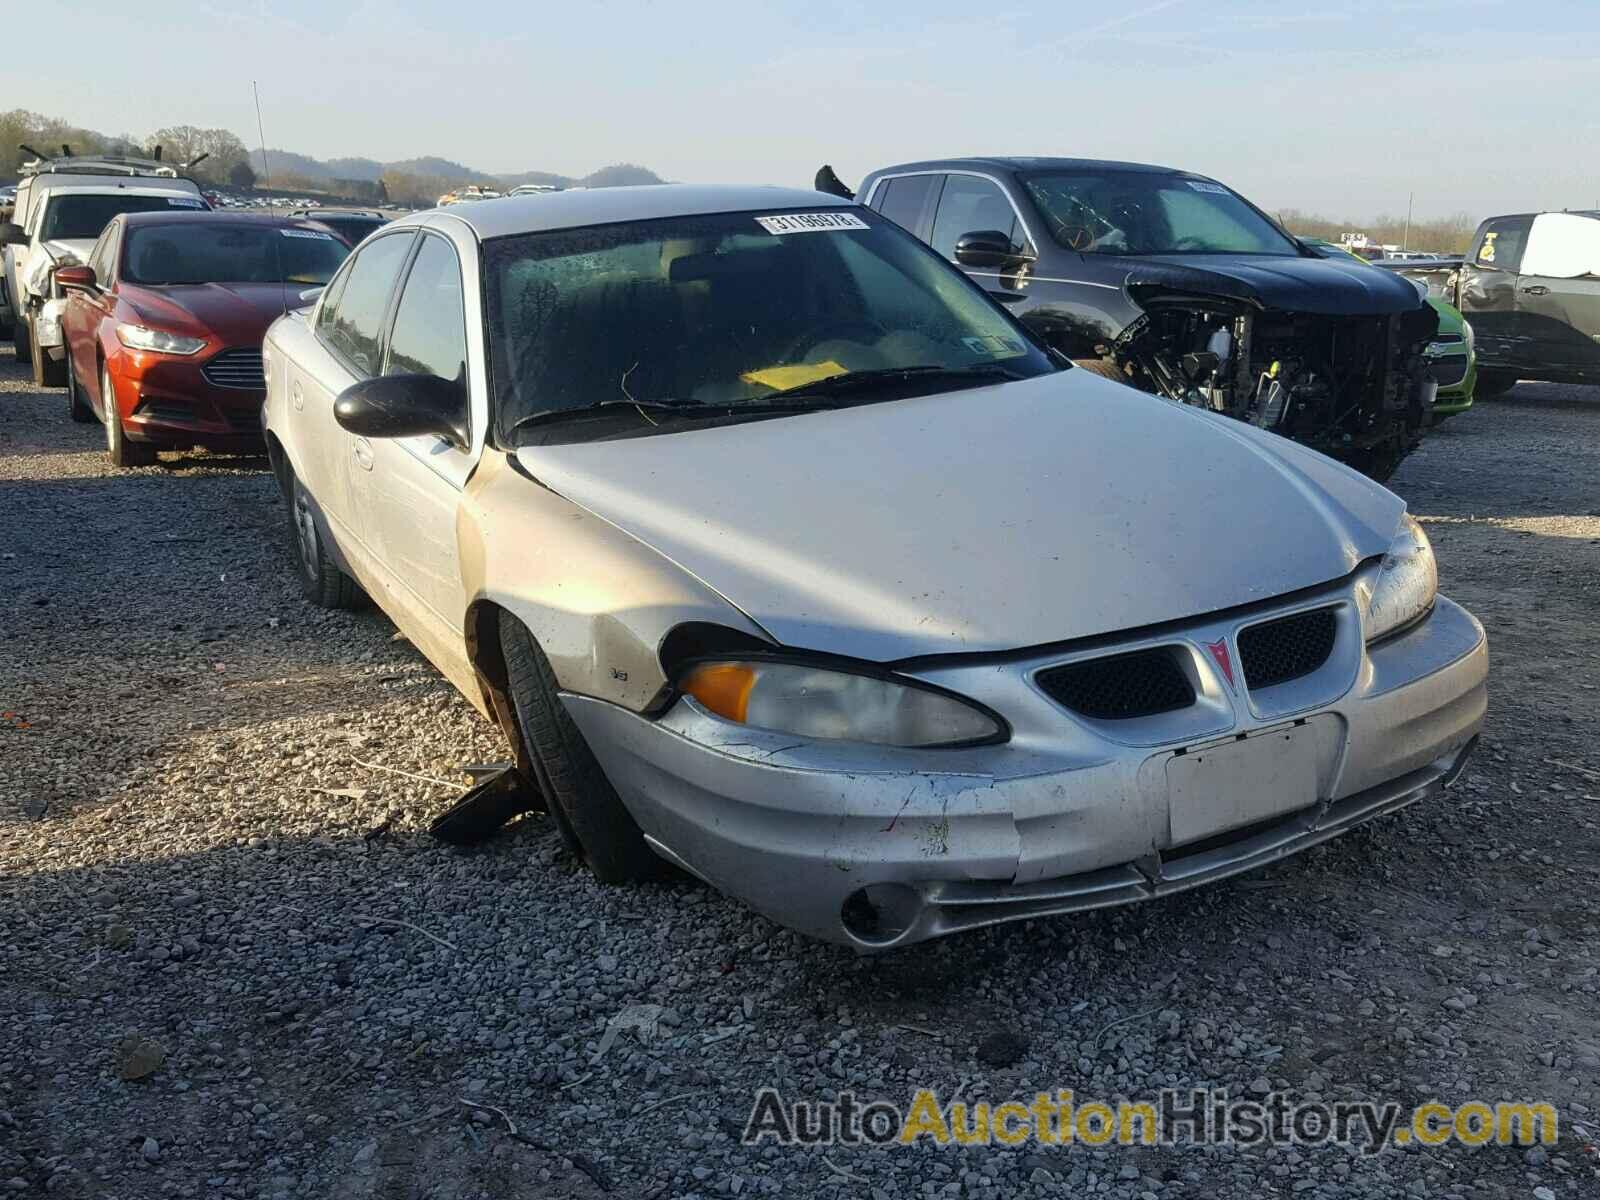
[966,270,1123,290]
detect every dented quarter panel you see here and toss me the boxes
[459,448,772,712]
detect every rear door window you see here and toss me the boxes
[317,231,414,377]
[1472,216,1533,272]
[871,175,940,239]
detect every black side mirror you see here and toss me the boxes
[0,222,28,248]
[954,230,1023,269]
[334,374,468,448]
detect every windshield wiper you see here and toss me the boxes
[507,399,703,435]
[765,363,1026,402]
[506,396,843,439]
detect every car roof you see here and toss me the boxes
[20,173,202,195]
[401,184,855,240]
[865,156,1191,178]
[118,211,326,231]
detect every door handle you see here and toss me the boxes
[1520,285,1550,296]
[352,437,374,471]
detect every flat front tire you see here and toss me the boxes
[102,364,156,467]
[287,471,363,609]
[498,611,659,883]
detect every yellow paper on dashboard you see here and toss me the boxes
[740,361,847,391]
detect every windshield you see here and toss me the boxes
[40,193,205,241]
[123,224,351,285]
[485,208,1054,441]
[1021,171,1301,256]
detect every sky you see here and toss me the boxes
[22,0,1600,220]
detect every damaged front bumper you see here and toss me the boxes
[564,591,1486,951]
[35,297,67,355]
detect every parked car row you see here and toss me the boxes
[1378,210,1600,397]
[1,151,390,454]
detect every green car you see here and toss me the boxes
[1302,239,1475,418]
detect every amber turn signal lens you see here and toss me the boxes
[681,663,758,722]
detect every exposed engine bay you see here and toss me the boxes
[1098,294,1439,480]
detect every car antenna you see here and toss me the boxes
[252,80,289,319]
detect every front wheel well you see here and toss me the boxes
[264,432,292,499]
[465,600,530,775]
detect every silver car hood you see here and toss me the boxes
[515,373,1404,662]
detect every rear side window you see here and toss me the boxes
[872,175,940,237]
[930,175,1026,260]
[318,232,414,377]
[1473,216,1533,272]
[385,236,468,387]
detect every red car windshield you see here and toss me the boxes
[123,224,351,286]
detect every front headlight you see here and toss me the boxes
[1358,515,1438,644]
[115,323,206,355]
[1461,319,1475,356]
[679,660,1003,747]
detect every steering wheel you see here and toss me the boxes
[780,320,889,363]
[1058,225,1095,252]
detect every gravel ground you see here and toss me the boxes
[3,346,1598,1200]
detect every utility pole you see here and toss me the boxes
[1404,191,1413,251]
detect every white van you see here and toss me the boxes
[0,156,206,386]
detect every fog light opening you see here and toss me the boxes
[841,883,923,947]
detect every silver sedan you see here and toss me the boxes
[261,184,1486,950]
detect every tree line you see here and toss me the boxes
[1278,207,1482,255]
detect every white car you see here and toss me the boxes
[262,185,1486,949]
[1,157,206,387]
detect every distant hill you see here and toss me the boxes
[499,163,665,189]
[257,149,662,190]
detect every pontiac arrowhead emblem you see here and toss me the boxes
[1204,638,1236,689]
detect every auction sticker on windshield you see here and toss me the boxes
[280,229,335,240]
[755,212,869,235]
[167,197,206,207]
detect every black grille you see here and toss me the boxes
[1037,648,1195,720]
[1428,355,1469,389]
[1238,609,1336,689]
[202,347,265,391]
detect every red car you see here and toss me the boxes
[56,212,351,466]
